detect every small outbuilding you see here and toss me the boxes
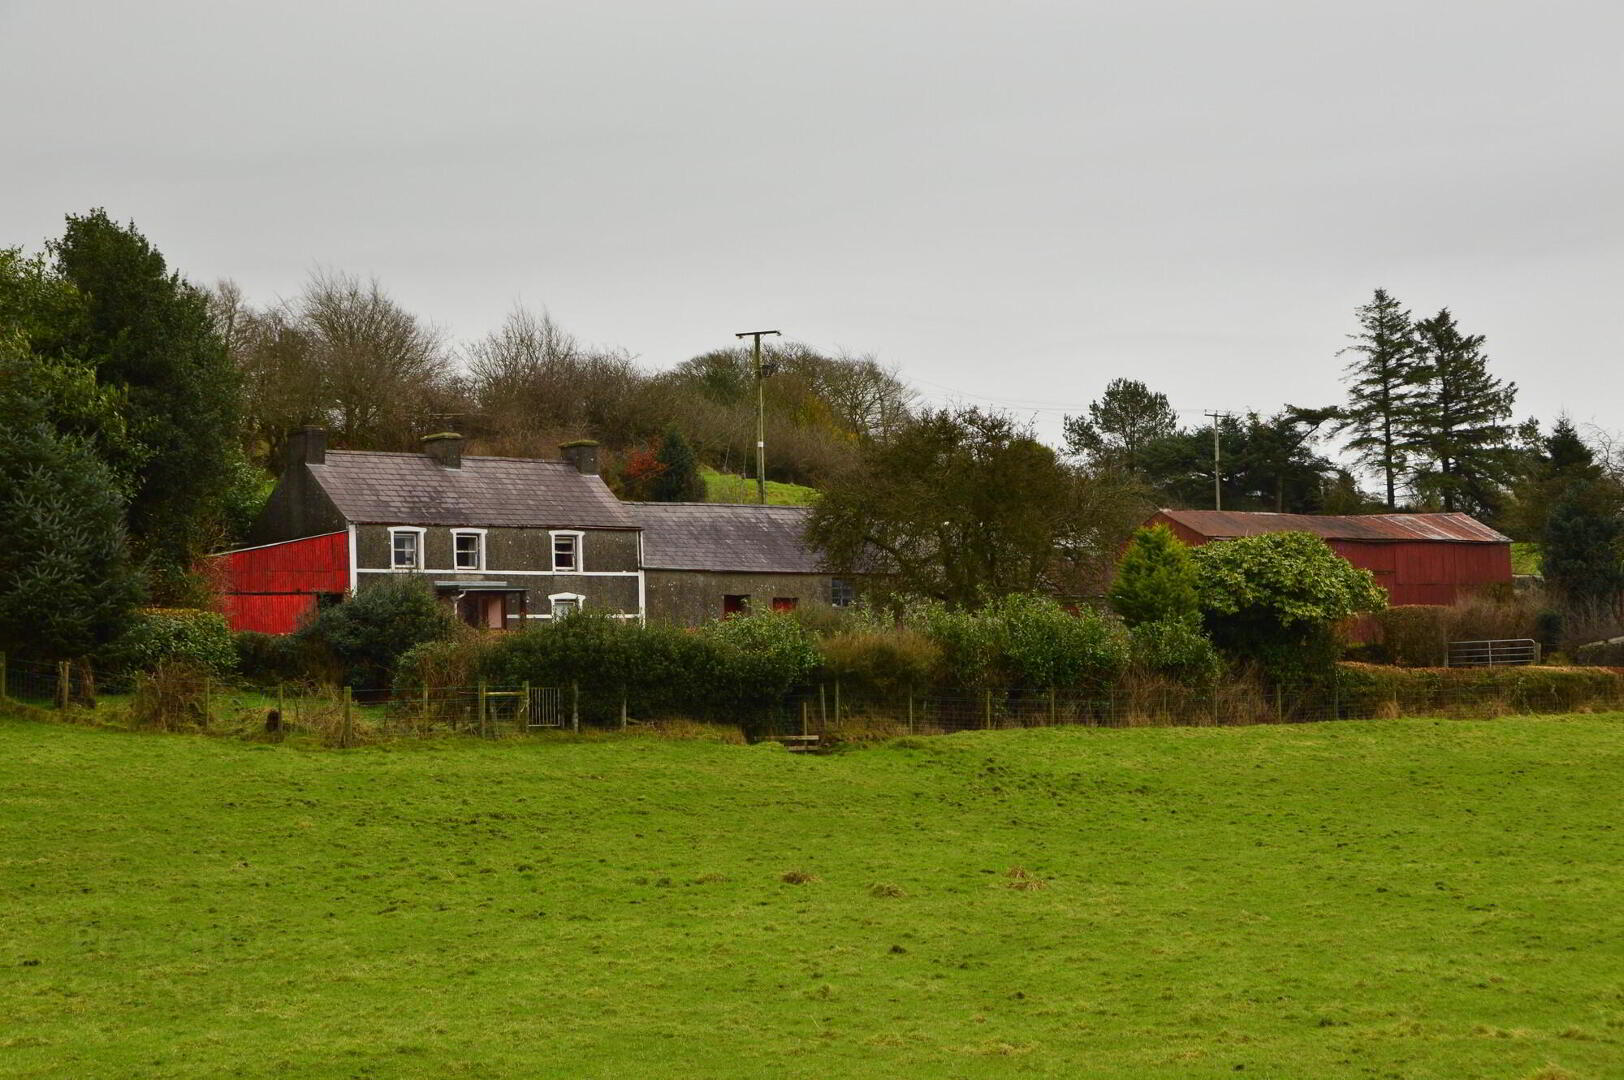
[1147,509,1513,606]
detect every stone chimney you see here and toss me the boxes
[286,425,326,467]
[422,432,464,469]
[560,440,600,476]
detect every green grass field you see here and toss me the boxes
[701,467,819,506]
[3,712,1622,1079]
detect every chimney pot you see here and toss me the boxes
[560,440,600,476]
[422,432,464,469]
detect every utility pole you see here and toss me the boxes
[1204,411,1231,511]
[735,329,781,504]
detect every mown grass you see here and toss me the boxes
[701,466,819,506]
[3,712,1623,1079]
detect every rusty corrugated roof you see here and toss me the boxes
[1157,509,1510,544]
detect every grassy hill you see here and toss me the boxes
[3,713,1622,1078]
[701,466,819,506]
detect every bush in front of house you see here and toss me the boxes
[233,630,312,687]
[296,576,457,690]
[1191,531,1387,684]
[1129,619,1225,685]
[818,628,941,699]
[699,611,822,713]
[98,607,236,688]
[987,593,1131,691]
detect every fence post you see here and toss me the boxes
[421,682,430,728]
[800,699,809,738]
[819,683,827,726]
[1211,682,1219,726]
[1048,687,1057,725]
[478,680,488,737]
[620,687,628,732]
[56,661,70,710]
[202,675,212,727]
[834,678,842,724]
[907,690,914,735]
[984,688,992,730]
[0,651,6,701]
[571,682,580,733]
[341,686,354,748]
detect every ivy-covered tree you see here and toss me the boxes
[1334,289,1425,509]
[0,335,143,660]
[651,429,706,502]
[1063,378,1179,474]
[1402,309,1518,515]
[49,210,242,594]
[1190,531,1386,683]
[1110,524,1199,626]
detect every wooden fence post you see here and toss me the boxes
[56,661,69,710]
[0,651,7,701]
[523,681,532,730]
[571,682,580,733]
[620,687,628,732]
[1048,687,1057,725]
[819,683,827,726]
[800,699,809,738]
[907,690,914,735]
[341,686,354,748]
[421,683,430,728]
[478,680,489,737]
[984,688,992,730]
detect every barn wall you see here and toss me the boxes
[216,531,350,634]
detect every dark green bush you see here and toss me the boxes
[233,631,309,686]
[1110,524,1199,626]
[1373,606,1451,667]
[296,577,456,690]
[1129,619,1225,684]
[98,607,235,688]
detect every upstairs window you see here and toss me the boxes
[390,528,422,570]
[551,531,581,573]
[453,530,484,571]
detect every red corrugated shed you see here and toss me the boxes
[213,531,349,634]
[1150,509,1512,607]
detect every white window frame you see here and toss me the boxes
[548,591,586,619]
[550,530,584,574]
[388,526,425,571]
[451,528,487,571]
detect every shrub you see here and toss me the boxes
[1129,619,1225,685]
[819,629,940,698]
[233,631,309,686]
[1373,606,1451,667]
[99,607,235,688]
[1335,661,1624,716]
[1110,524,1199,626]
[295,577,456,689]
[1191,531,1386,683]
[701,612,821,711]
[911,601,999,687]
[985,593,1130,690]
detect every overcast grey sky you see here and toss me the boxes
[3,0,1620,455]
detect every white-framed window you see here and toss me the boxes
[452,529,486,571]
[550,530,583,573]
[388,526,425,570]
[549,592,585,619]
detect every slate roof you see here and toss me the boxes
[1157,509,1510,544]
[630,503,825,573]
[310,450,638,529]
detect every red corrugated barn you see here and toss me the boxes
[1149,509,1513,607]
[213,530,350,634]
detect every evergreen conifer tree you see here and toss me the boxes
[651,429,705,502]
[1403,309,1517,514]
[1543,483,1624,607]
[1109,524,1200,626]
[0,336,143,659]
[1334,289,1425,509]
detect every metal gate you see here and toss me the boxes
[1447,639,1541,667]
[526,685,563,728]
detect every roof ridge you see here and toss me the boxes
[324,448,571,467]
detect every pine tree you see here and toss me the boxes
[1403,309,1517,515]
[1109,524,1200,627]
[1543,483,1624,606]
[651,429,705,502]
[1334,289,1425,509]
[1062,378,1179,474]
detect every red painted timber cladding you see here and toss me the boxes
[216,531,349,634]
[1147,511,1512,608]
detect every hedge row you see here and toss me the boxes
[1335,662,1624,716]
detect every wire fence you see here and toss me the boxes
[7,651,1624,747]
